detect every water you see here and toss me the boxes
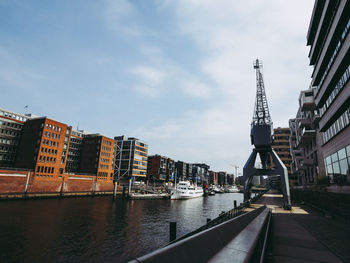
[0,193,243,262]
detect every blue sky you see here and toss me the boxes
[1,0,314,173]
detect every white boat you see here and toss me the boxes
[225,185,240,193]
[212,185,224,194]
[170,181,203,200]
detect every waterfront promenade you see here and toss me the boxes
[253,192,350,262]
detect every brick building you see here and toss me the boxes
[147,154,175,182]
[209,171,218,185]
[272,127,293,173]
[80,134,115,182]
[218,171,227,185]
[14,117,70,179]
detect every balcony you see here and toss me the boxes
[313,113,320,123]
[300,90,316,112]
[297,127,316,146]
[301,127,316,137]
[292,148,303,155]
[300,157,315,169]
[298,118,312,129]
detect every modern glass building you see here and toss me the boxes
[0,108,30,168]
[114,136,148,184]
[307,0,350,184]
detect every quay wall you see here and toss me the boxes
[0,169,115,200]
[0,169,30,193]
[291,188,350,220]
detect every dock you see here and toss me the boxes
[254,192,349,262]
[128,192,170,200]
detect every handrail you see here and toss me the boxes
[170,191,266,244]
[129,206,268,263]
[259,208,272,263]
[208,207,271,263]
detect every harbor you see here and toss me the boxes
[0,192,244,262]
[1,1,350,262]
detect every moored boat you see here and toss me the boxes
[170,181,203,200]
[212,185,224,194]
[225,185,240,193]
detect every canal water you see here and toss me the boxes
[0,193,243,262]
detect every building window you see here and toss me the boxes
[324,144,350,185]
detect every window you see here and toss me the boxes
[338,148,346,160]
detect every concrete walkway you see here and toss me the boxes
[253,193,350,263]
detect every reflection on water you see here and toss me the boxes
[0,193,243,262]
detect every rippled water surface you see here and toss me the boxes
[0,193,243,262]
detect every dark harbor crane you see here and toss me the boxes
[243,59,291,210]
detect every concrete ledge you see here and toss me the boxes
[130,206,268,263]
[0,191,115,200]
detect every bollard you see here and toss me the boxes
[113,182,117,200]
[170,221,177,242]
[122,187,126,198]
[234,200,237,208]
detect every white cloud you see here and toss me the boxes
[104,0,145,36]
[181,78,211,99]
[135,0,315,172]
[130,66,166,97]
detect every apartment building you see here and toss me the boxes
[166,157,175,182]
[289,98,320,186]
[306,0,350,184]
[0,108,30,167]
[14,117,70,179]
[147,155,175,182]
[65,129,85,173]
[209,171,218,185]
[192,163,210,184]
[80,134,115,182]
[175,161,187,180]
[114,136,148,183]
[147,155,167,181]
[218,171,227,185]
[186,163,193,180]
[271,127,297,186]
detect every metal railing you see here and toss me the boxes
[169,191,266,244]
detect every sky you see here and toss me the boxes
[0,0,315,174]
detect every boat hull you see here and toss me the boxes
[170,189,203,200]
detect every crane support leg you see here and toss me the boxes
[243,149,258,202]
[270,149,291,210]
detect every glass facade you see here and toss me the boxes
[324,144,350,184]
[315,19,350,94]
[322,107,350,143]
